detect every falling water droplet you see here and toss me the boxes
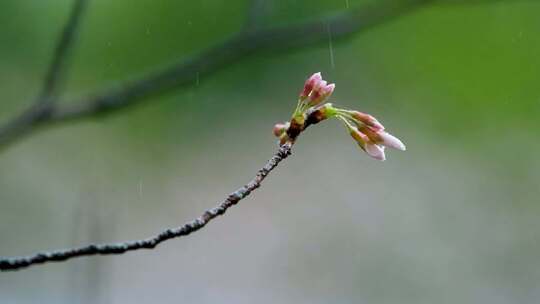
[327,24,335,69]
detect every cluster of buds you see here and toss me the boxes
[273,72,406,161]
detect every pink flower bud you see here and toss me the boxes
[365,143,386,161]
[309,81,335,106]
[351,111,384,131]
[349,128,386,160]
[378,132,406,151]
[322,83,335,98]
[300,72,322,99]
[349,128,368,146]
[358,125,380,142]
[359,125,405,151]
[313,80,327,93]
[309,90,321,104]
[273,122,289,137]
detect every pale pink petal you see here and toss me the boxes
[300,72,322,98]
[314,80,327,92]
[311,72,322,81]
[365,143,386,161]
[309,80,329,105]
[322,83,335,98]
[378,132,406,151]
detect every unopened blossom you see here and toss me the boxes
[358,125,406,151]
[349,111,384,131]
[308,82,335,106]
[273,122,289,137]
[365,143,386,161]
[300,72,322,100]
[347,122,386,161]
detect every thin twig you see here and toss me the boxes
[0,143,293,271]
[0,0,431,152]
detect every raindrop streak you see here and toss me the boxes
[327,24,335,69]
[345,0,349,9]
[138,180,143,199]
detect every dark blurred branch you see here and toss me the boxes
[0,0,431,151]
[244,0,268,30]
[39,0,88,104]
[46,0,431,121]
[0,142,293,271]
[0,0,87,149]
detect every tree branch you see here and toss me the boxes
[0,0,88,149]
[47,0,431,121]
[0,0,431,152]
[244,0,268,30]
[38,0,88,103]
[0,142,292,271]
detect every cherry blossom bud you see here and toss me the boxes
[300,72,322,99]
[350,111,384,131]
[365,143,386,161]
[348,128,386,161]
[358,125,380,142]
[377,132,405,151]
[313,80,327,95]
[308,80,326,104]
[309,83,335,107]
[273,122,289,137]
[322,83,335,98]
[349,128,368,146]
[359,125,406,151]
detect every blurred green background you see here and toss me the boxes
[1,0,540,303]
